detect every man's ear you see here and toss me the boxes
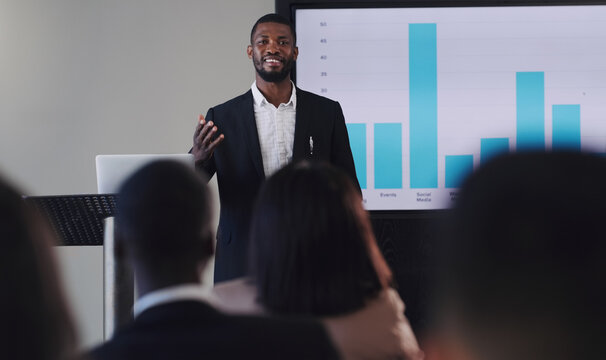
[196,231,215,276]
[293,46,299,60]
[247,45,253,59]
[203,231,215,257]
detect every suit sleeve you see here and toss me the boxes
[194,107,218,180]
[331,102,362,194]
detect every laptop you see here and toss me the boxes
[95,154,195,194]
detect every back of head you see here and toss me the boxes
[0,176,76,360]
[116,160,212,274]
[434,151,606,360]
[250,161,390,316]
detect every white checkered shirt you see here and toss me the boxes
[251,82,297,177]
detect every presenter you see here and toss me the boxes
[192,13,360,283]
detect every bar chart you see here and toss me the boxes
[409,23,438,189]
[296,6,606,210]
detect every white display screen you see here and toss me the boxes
[295,5,606,210]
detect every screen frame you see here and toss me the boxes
[276,0,606,217]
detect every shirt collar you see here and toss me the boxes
[133,283,218,318]
[251,81,297,108]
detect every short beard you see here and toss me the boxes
[255,58,295,83]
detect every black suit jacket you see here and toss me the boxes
[90,300,338,360]
[200,88,360,282]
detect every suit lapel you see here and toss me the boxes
[293,88,311,160]
[240,91,265,179]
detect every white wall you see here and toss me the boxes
[55,246,104,349]
[0,0,272,194]
[1,0,273,350]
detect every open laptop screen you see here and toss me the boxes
[95,154,195,194]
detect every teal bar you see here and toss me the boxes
[516,72,545,150]
[445,155,473,188]
[481,138,510,164]
[552,105,581,150]
[374,123,402,189]
[409,23,438,188]
[346,124,367,189]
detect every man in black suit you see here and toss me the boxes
[192,14,360,282]
[89,161,338,360]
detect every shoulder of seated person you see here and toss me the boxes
[209,277,263,315]
[213,277,254,295]
[322,288,404,321]
[321,288,422,360]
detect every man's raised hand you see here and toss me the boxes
[193,114,225,164]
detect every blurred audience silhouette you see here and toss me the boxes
[428,151,606,360]
[0,176,78,360]
[7,149,602,360]
[212,161,423,360]
[89,160,339,360]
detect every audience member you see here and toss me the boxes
[89,160,339,360]
[212,161,423,360]
[0,176,78,360]
[428,151,606,360]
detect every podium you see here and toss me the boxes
[25,194,116,246]
[25,194,133,339]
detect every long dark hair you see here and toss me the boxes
[0,177,77,360]
[250,161,392,316]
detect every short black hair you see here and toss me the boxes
[250,13,296,44]
[250,161,388,316]
[116,160,212,267]
[435,151,606,359]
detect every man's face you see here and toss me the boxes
[247,22,298,83]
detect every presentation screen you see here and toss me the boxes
[294,4,606,210]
